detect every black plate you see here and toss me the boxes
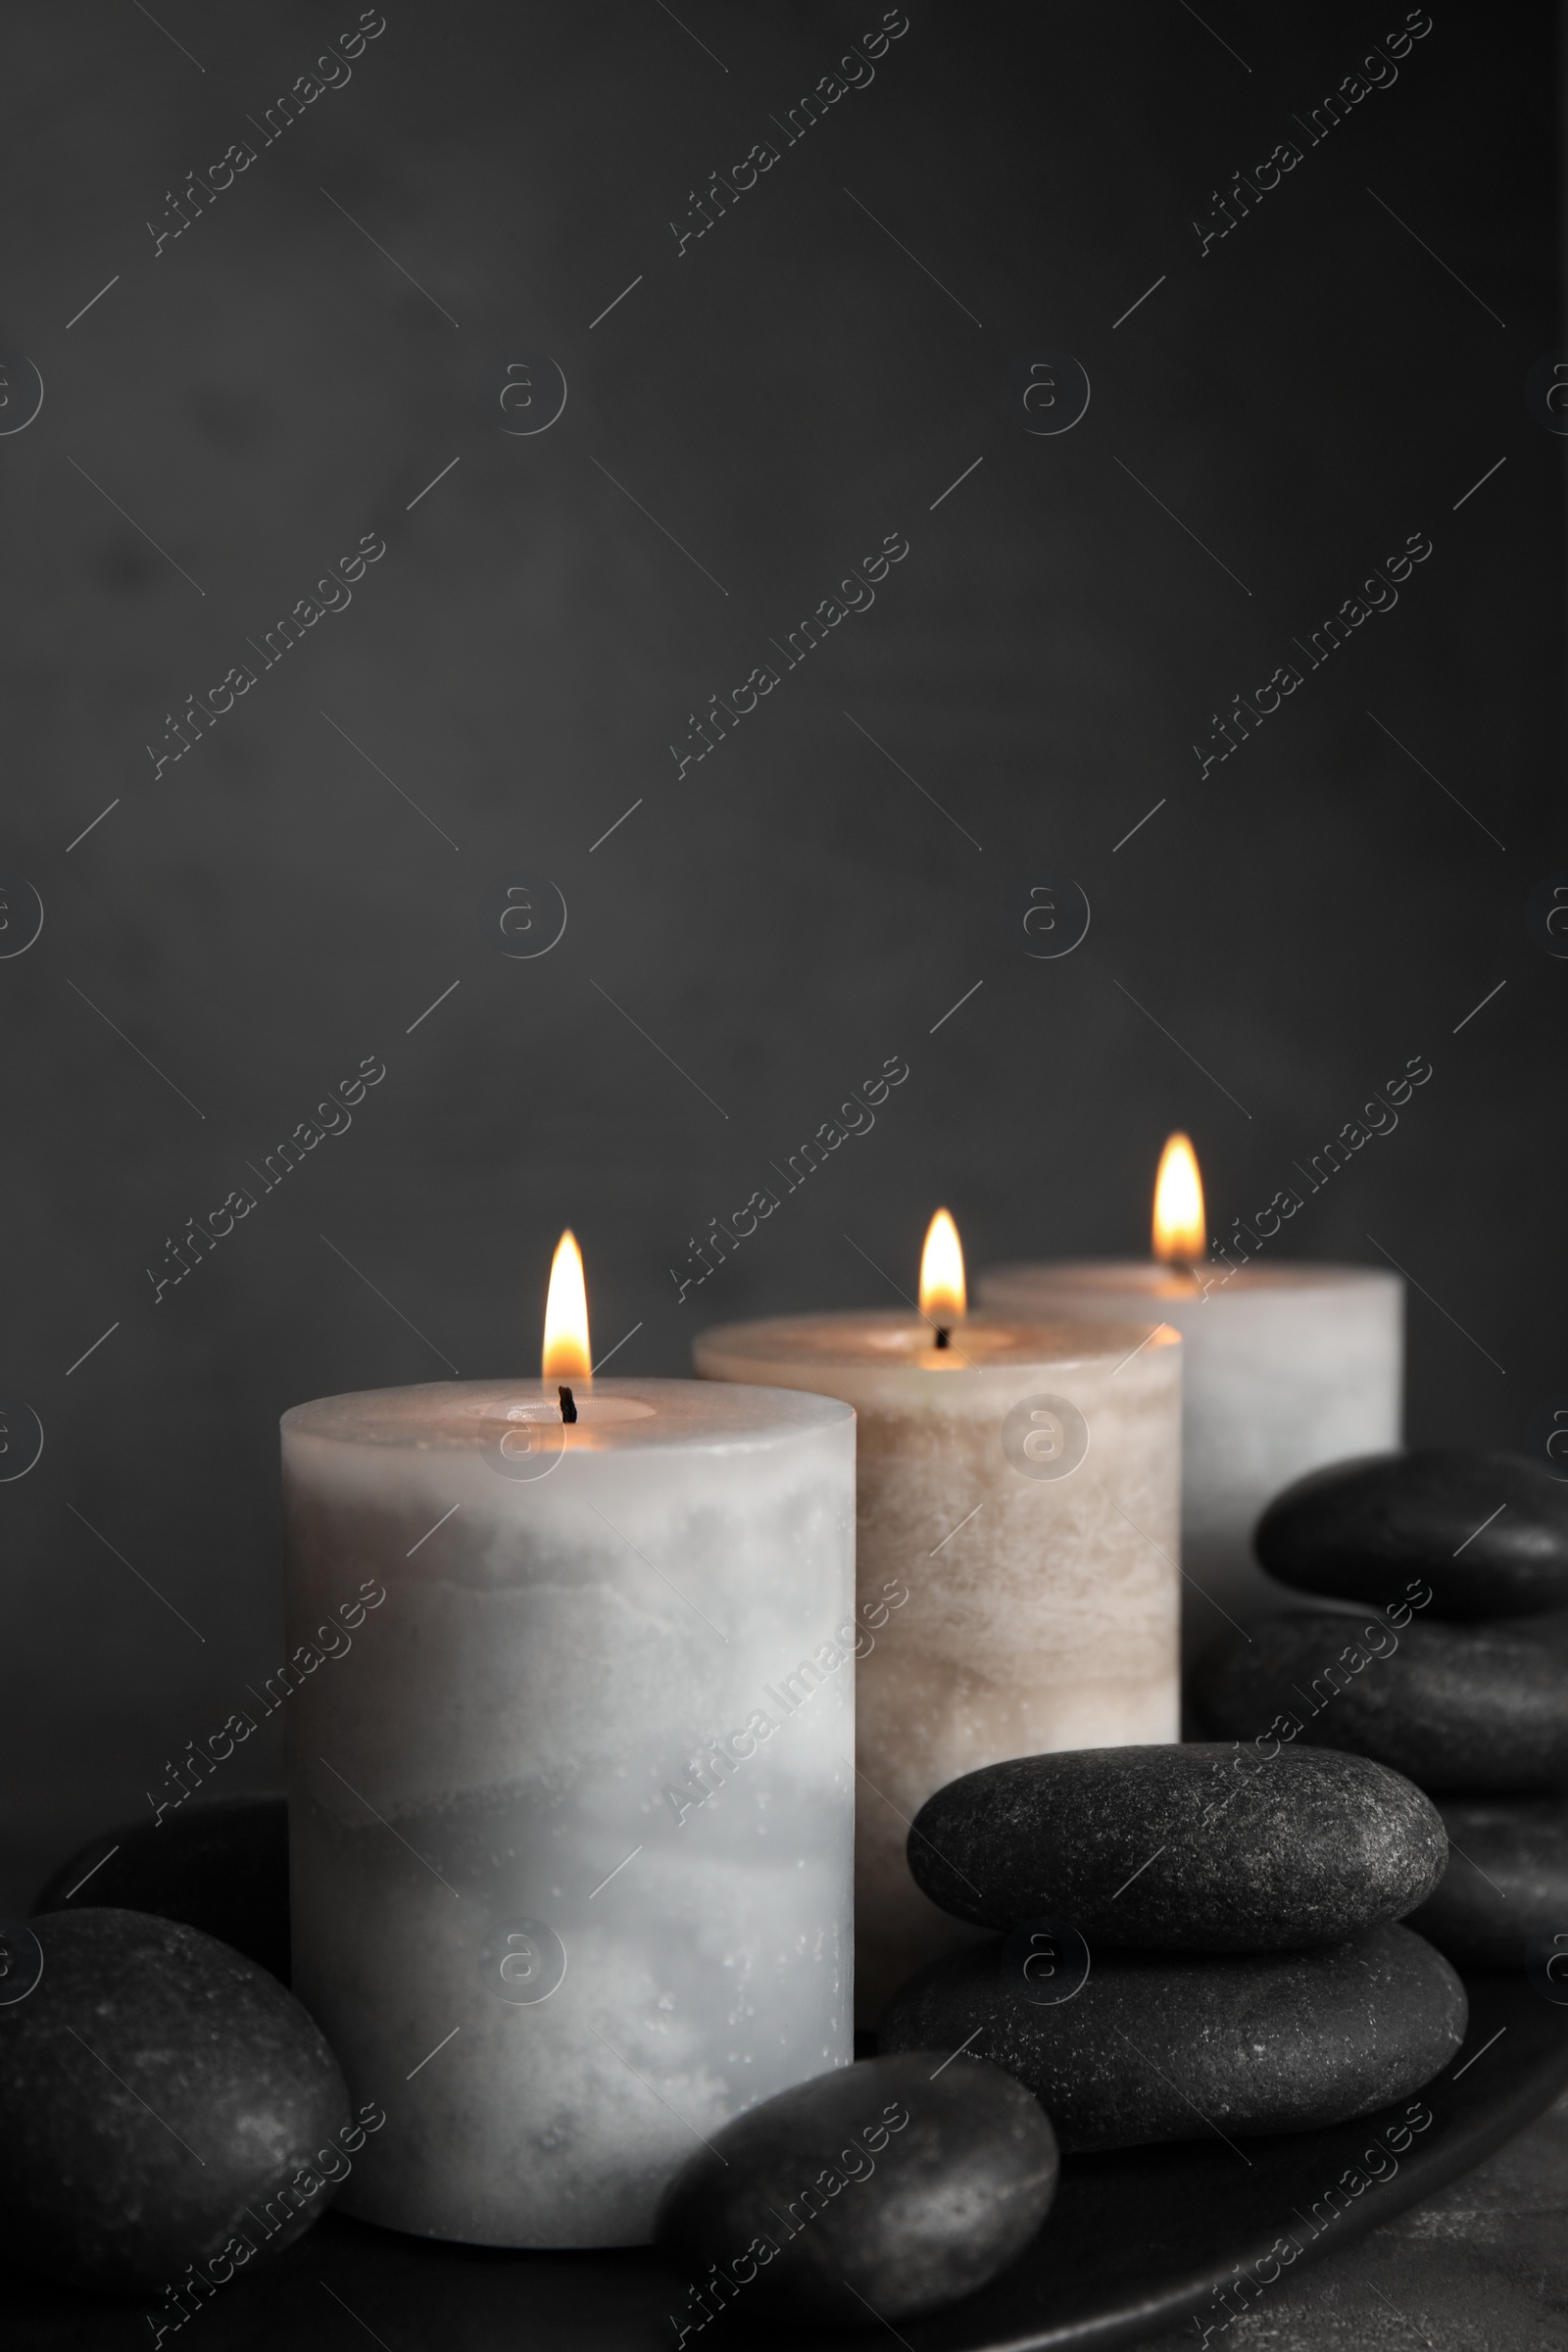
[8,1974,1565,2352]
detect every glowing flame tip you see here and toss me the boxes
[919,1207,966,1323]
[1152,1134,1205,1264]
[542,1229,592,1383]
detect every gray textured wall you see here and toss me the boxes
[3,0,1561,1908]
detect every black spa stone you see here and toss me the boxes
[0,1907,350,2294]
[1255,1448,1568,1618]
[907,1743,1446,1949]
[1404,1795,1568,1967]
[656,2050,1058,2326]
[33,1796,290,1983]
[1190,1610,1568,1792]
[879,1925,1466,2154]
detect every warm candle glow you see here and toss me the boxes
[542,1229,592,1382]
[919,1208,966,1323]
[1152,1133,1206,1263]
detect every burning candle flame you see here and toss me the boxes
[919,1208,966,1324]
[542,1229,592,1384]
[1152,1133,1206,1264]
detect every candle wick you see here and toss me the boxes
[558,1384,578,1423]
[934,1327,951,1350]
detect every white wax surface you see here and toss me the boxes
[693,1313,1182,2023]
[978,1262,1402,1652]
[281,1378,855,2247]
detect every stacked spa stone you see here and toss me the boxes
[878,1743,1466,2151]
[1191,1449,1568,1967]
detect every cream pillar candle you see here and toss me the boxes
[980,1140,1402,1656]
[281,1371,855,2248]
[694,1261,1180,2025]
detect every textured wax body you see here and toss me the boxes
[282,1378,855,2247]
[979,1262,1402,1655]
[693,1313,1180,2024]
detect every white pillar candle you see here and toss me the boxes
[693,1301,1181,2024]
[281,1374,855,2247]
[980,1139,1401,1654]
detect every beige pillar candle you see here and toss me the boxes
[694,1217,1181,2025]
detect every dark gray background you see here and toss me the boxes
[2,1,1561,1911]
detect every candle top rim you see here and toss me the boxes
[980,1259,1400,1297]
[281,1376,853,1452]
[694,1308,1179,1369]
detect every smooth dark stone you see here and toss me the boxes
[656,2050,1058,2326]
[3,1987,1564,2352]
[32,1798,289,1984]
[880,1924,1466,2154]
[1405,1795,1568,1967]
[907,1743,1446,1950]
[0,1908,350,2295]
[1255,1449,1568,1618]
[1190,1610,1568,1792]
